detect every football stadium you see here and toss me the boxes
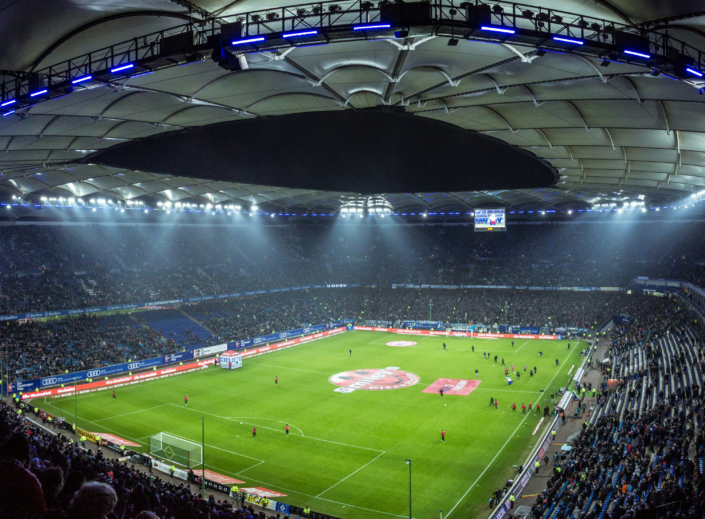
[0,2,705,519]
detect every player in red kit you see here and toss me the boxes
[275,376,278,386]
[441,430,445,442]
[286,424,290,436]
[253,427,257,438]
[184,394,188,405]
[112,391,116,400]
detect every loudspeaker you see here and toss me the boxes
[614,31,650,55]
[380,1,432,26]
[464,3,491,27]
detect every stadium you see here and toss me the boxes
[1,1,705,519]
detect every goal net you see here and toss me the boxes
[149,433,202,468]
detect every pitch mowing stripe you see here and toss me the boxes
[444,342,582,518]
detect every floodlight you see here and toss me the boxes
[111,64,135,73]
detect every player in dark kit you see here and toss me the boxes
[472,346,474,353]
[349,349,352,356]
[555,358,560,366]
[443,343,446,350]
[440,388,444,397]
[253,427,257,438]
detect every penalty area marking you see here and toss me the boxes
[245,361,332,376]
[444,345,579,518]
[226,417,305,436]
[172,404,383,453]
[316,450,386,497]
[92,403,172,423]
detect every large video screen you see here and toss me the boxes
[474,208,506,232]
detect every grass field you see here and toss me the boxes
[35,331,585,519]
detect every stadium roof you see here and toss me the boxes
[0,0,704,215]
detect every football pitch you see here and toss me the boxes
[36,331,585,519]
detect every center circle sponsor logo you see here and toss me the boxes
[329,369,420,391]
[386,340,417,347]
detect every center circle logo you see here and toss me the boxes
[329,369,420,391]
[386,341,417,347]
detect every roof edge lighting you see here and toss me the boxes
[111,63,135,73]
[282,30,318,38]
[480,26,516,34]
[231,37,266,45]
[29,89,48,97]
[623,50,651,59]
[71,75,93,84]
[553,36,583,45]
[686,67,703,77]
[1,99,16,107]
[352,24,391,31]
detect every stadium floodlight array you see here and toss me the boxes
[149,432,202,468]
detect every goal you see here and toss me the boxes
[149,432,202,468]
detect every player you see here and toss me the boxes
[524,365,527,372]
[511,364,515,372]
[443,343,446,350]
[512,341,514,347]
[502,358,505,366]
[112,390,116,400]
[441,429,446,443]
[530,370,534,379]
[522,403,526,413]
[349,349,352,356]
[505,366,509,376]
[275,376,278,386]
[472,345,475,353]
[439,388,444,397]
[475,369,479,378]
[483,352,486,359]
[494,355,498,363]
[528,402,532,412]
[536,404,541,414]
[534,365,537,373]
[517,372,521,380]
[286,424,290,436]
[567,343,571,350]
[539,351,543,357]
[184,394,188,406]
[494,399,498,409]
[489,397,494,407]
[253,427,257,438]
[555,358,560,366]
[511,403,516,412]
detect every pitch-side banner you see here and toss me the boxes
[353,327,557,340]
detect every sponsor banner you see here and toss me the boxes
[153,459,188,480]
[242,487,287,498]
[422,378,481,396]
[245,494,277,510]
[238,328,346,360]
[236,323,330,349]
[275,502,290,516]
[193,344,228,358]
[204,478,231,495]
[21,359,216,400]
[76,427,101,445]
[329,369,420,391]
[203,470,243,485]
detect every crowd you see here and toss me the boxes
[2,223,705,315]
[0,401,272,519]
[523,297,705,519]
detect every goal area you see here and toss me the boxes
[149,432,202,468]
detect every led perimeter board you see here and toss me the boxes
[474,208,506,232]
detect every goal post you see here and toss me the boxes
[149,432,202,469]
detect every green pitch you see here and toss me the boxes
[36,331,585,519]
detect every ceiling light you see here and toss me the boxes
[553,36,583,45]
[686,67,703,77]
[623,50,650,59]
[353,24,391,31]
[111,63,134,73]
[282,30,318,38]
[30,89,48,97]
[480,26,515,34]
[1,99,16,107]
[72,75,93,84]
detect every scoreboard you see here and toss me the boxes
[474,208,506,232]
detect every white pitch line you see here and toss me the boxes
[171,404,383,453]
[316,451,386,497]
[445,346,577,518]
[514,340,530,352]
[92,403,171,422]
[226,417,305,437]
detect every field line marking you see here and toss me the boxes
[245,361,332,375]
[514,340,530,352]
[473,388,542,394]
[316,451,386,498]
[225,417,305,436]
[445,346,576,518]
[155,430,266,463]
[171,404,383,453]
[92,403,171,422]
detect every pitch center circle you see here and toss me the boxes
[329,369,420,391]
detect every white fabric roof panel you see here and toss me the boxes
[0,0,702,212]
